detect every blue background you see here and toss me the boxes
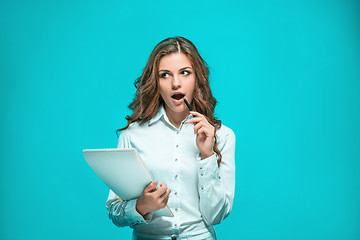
[1,0,359,239]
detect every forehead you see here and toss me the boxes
[158,52,192,70]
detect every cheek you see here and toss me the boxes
[189,78,196,96]
[158,81,169,98]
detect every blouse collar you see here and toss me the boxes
[148,104,193,129]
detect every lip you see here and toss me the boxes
[171,97,184,105]
[171,91,185,105]
[171,91,185,97]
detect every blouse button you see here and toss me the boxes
[176,144,179,148]
[200,173,203,176]
[175,174,178,179]
[175,192,178,195]
[201,187,204,190]
[175,158,178,162]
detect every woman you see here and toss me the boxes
[106,36,236,240]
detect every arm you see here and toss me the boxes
[197,130,236,225]
[105,129,171,227]
[106,190,153,227]
[106,179,171,227]
[105,129,152,227]
[186,113,236,225]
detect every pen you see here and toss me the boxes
[183,98,193,111]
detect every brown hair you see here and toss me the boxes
[116,36,223,165]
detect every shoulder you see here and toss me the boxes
[118,121,149,138]
[117,121,150,148]
[215,124,236,151]
[216,124,235,139]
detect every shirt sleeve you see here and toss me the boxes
[105,129,153,227]
[196,128,236,225]
[106,190,153,227]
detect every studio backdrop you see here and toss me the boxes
[0,0,359,239]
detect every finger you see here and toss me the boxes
[197,127,206,136]
[160,188,171,199]
[197,128,206,138]
[157,195,169,209]
[144,180,158,193]
[194,122,205,134]
[186,117,202,124]
[145,180,157,190]
[161,189,171,204]
[197,126,212,137]
[189,111,205,118]
[157,183,170,198]
[153,184,167,198]
[191,111,212,124]
[162,195,170,206]
[195,123,213,136]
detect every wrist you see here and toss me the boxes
[135,200,147,216]
[200,151,215,160]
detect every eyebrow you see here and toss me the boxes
[158,66,192,72]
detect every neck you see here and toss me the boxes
[164,106,189,129]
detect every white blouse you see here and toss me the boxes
[106,105,236,240]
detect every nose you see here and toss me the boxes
[172,74,181,89]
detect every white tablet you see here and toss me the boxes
[83,148,173,217]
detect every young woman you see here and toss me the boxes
[106,36,236,240]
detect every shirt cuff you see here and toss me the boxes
[196,153,221,192]
[196,152,218,171]
[125,199,152,225]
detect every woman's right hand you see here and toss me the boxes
[135,180,171,216]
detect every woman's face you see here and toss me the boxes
[158,52,196,118]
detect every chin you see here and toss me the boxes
[165,102,187,113]
[170,105,187,113]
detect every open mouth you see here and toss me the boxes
[171,93,185,100]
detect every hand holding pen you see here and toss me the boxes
[183,98,215,160]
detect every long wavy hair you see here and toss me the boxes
[116,36,223,165]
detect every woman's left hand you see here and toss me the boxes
[186,111,215,160]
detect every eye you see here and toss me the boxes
[182,70,191,76]
[160,73,169,78]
